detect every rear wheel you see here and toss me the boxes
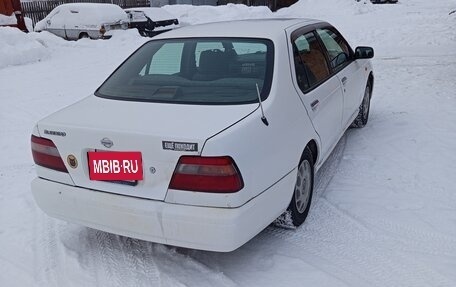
[351,83,371,128]
[287,147,314,227]
[78,33,89,40]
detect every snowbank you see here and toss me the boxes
[276,0,374,18]
[163,4,273,26]
[0,26,146,70]
[24,17,33,32]
[0,27,69,69]
[0,27,48,69]
[102,28,147,47]
[0,13,17,26]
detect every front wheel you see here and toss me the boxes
[287,147,314,227]
[351,83,371,128]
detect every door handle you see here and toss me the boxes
[341,76,348,85]
[311,100,319,110]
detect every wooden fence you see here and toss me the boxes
[22,0,150,26]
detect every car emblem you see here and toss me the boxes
[67,155,78,169]
[101,138,113,148]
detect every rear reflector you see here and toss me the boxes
[31,135,68,173]
[169,156,243,193]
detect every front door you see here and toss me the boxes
[316,28,365,128]
[290,30,344,158]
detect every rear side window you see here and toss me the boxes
[292,32,330,91]
[96,38,274,105]
[316,28,351,69]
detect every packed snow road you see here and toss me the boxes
[1,0,455,286]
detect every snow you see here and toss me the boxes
[24,17,33,32]
[162,4,274,26]
[1,0,456,286]
[0,27,53,69]
[0,13,17,26]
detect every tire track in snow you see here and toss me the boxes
[267,198,454,287]
[115,236,162,287]
[368,219,456,257]
[33,217,63,287]
[265,134,455,286]
[88,230,124,287]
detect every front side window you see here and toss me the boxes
[292,32,330,91]
[96,38,274,104]
[317,28,351,69]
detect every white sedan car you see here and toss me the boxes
[31,19,374,252]
[34,3,129,40]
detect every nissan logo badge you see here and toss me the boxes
[101,137,113,148]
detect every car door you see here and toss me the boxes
[46,9,70,39]
[290,29,344,158]
[64,8,82,40]
[316,28,366,129]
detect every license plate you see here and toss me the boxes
[88,151,143,181]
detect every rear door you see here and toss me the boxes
[290,29,344,158]
[316,28,365,128]
[64,8,82,40]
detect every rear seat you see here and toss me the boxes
[193,49,230,81]
[193,49,266,81]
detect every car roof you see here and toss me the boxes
[56,3,122,10]
[153,18,323,40]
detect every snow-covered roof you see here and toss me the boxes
[153,18,321,40]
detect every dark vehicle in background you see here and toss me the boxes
[370,0,398,3]
[0,0,28,31]
[125,8,179,37]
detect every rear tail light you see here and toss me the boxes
[31,135,68,173]
[169,156,243,193]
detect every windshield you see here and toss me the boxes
[96,38,274,105]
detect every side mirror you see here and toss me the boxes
[355,46,374,59]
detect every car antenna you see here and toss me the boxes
[256,83,269,126]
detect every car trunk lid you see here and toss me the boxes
[37,95,256,201]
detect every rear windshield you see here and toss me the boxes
[95,38,274,105]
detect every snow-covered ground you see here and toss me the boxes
[1,0,456,286]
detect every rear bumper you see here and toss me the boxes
[31,174,294,252]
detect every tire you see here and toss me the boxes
[78,33,89,40]
[287,147,314,227]
[350,82,371,128]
